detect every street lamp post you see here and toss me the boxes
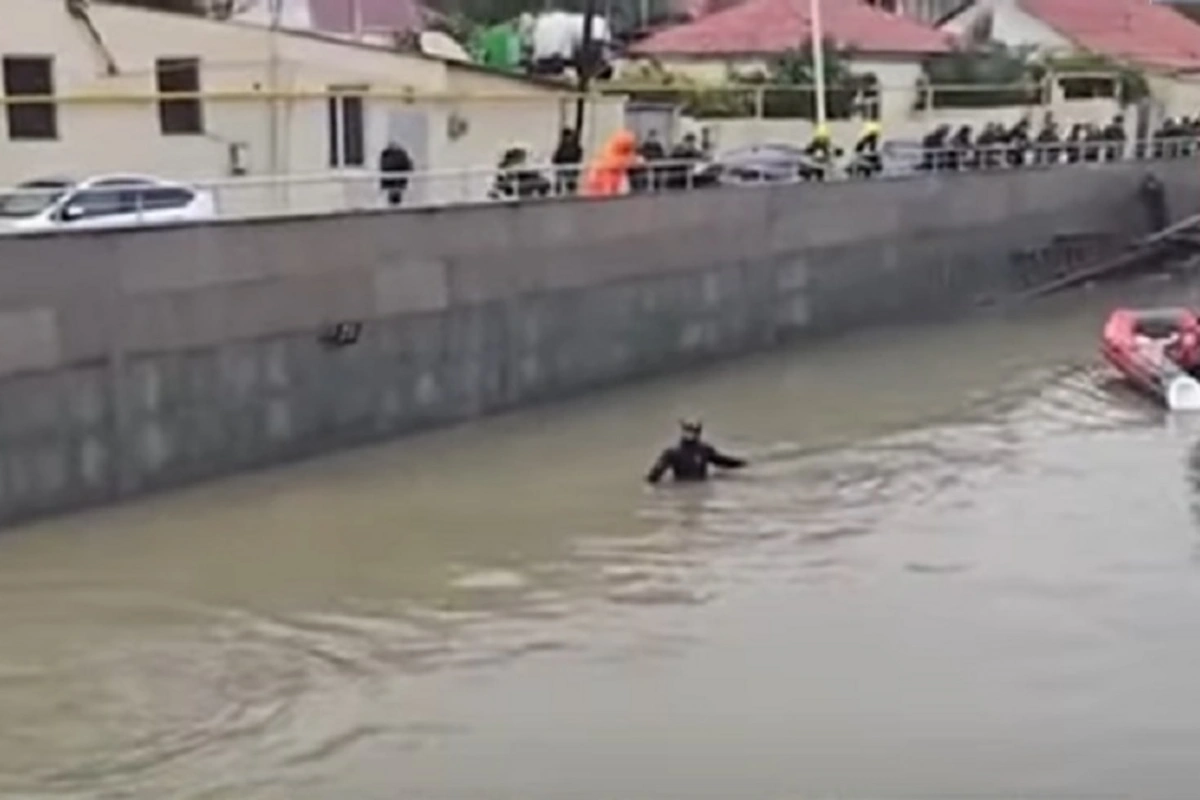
[574,0,598,136]
[809,0,827,128]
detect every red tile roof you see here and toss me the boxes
[670,0,745,20]
[1020,0,1200,71]
[631,0,953,56]
[308,0,425,35]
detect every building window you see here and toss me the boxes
[138,186,195,211]
[2,56,57,141]
[156,57,203,135]
[327,86,366,168]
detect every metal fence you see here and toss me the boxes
[0,80,1147,190]
[0,135,1195,234]
[608,72,1128,115]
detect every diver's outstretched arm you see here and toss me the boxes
[646,451,672,484]
[708,448,747,470]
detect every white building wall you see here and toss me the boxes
[0,0,606,211]
[852,58,923,120]
[1148,74,1200,120]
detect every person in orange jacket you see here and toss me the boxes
[582,129,638,197]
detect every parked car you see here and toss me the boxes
[693,139,925,186]
[693,143,821,186]
[877,139,924,178]
[0,174,215,233]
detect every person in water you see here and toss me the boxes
[646,419,747,484]
[1166,320,1200,373]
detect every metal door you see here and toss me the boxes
[625,102,677,146]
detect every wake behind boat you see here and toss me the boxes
[1101,307,1200,411]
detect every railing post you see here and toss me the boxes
[754,86,765,139]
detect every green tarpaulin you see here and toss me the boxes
[473,23,521,71]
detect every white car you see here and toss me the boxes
[0,174,215,234]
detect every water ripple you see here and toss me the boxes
[0,344,1186,800]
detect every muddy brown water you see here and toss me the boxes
[3,277,1200,799]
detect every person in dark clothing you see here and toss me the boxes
[1065,123,1084,163]
[802,126,842,181]
[1159,117,1198,159]
[671,132,703,161]
[640,131,665,159]
[919,124,948,171]
[488,146,550,200]
[552,127,583,195]
[638,129,668,191]
[1082,123,1104,162]
[646,419,747,484]
[1102,115,1126,162]
[666,132,704,190]
[1005,117,1030,168]
[848,121,882,177]
[1034,113,1060,165]
[1153,118,1177,160]
[976,123,1005,169]
[1183,118,1199,158]
[950,125,973,170]
[379,141,413,206]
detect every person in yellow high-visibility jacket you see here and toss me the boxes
[851,120,884,177]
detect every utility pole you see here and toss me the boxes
[267,0,281,176]
[574,0,597,136]
[810,0,827,128]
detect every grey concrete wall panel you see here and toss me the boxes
[0,160,1189,525]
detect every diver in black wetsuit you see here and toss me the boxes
[646,419,747,484]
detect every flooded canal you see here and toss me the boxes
[3,277,1200,799]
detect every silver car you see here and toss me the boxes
[0,174,215,234]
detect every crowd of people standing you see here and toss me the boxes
[915,113,1200,172]
[916,113,1128,171]
[486,127,708,200]
[375,111,1200,206]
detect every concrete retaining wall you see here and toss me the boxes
[0,162,1191,525]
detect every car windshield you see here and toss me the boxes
[0,181,70,218]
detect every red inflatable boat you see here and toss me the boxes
[1102,307,1200,410]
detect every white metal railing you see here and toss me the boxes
[0,135,1196,234]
